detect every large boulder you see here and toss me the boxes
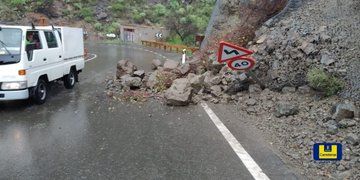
[133,70,145,79]
[225,79,251,94]
[332,102,358,121]
[116,60,137,79]
[163,60,180,71]
[274,102,299,117]
[210,85,223,97]
[152,59,162,70]
[210,75,222,85]
[146,70,159,89]
[203,71,213,88]
[187,73,205,92]
[175,63,191,75]
[165,78,193,106]
[300,42,318,55]
[120,75,142,89]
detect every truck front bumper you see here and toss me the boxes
[0,89,29,101]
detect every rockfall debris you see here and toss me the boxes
[106,55,359,178]
[248,0,360,101]
[105,0,359,178]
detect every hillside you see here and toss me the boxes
[0,0,215,44]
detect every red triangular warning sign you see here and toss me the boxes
[217,41,254,63]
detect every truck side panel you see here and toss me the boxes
[61,27,85,74]
[61,27,84,60]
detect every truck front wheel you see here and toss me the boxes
[64,69,76,89]
[32,79,48,105]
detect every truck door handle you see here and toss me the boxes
[43,58,47,61]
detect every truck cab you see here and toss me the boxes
[0,25,85,104]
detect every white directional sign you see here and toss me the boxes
[155,33,163,38]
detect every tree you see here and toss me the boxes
[165,0,215,45]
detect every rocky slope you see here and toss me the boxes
[201,0,288,50]
[249,0,360,101]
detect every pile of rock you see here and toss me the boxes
[115,60,144,89]
[109,59,195,102]
[109,58,259,106]
[249,23,338,90]
[247,0,359,101]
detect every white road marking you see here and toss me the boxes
[85,53,98,62]
[200,102,270,180]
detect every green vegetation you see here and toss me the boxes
[108,0,215,45]
[1,0,216,45]
[307,68,344,97]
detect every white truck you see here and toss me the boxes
[0,25,85,104]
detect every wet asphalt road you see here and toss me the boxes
[0,43,300,179]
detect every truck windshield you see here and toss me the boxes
[0,28,22,65]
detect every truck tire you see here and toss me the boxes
[33,79,48,105]
[64,69,76,89]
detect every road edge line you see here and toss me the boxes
[200,102,270,180]
[85,53,98,62]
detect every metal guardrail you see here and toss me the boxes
[141,40,199,53]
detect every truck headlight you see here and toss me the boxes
[1,81,27,90]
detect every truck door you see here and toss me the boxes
[26,30,50,87]
[43,30,63,80]
[25,30,46,65]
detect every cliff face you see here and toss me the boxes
[202,0,288,50]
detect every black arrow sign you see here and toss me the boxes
[224,49,240,55]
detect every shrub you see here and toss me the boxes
[94,22,103,31]
[80,7,93,18]
[153,71,177,93]
[9,0,26,7]
[307,68,344,96]
[84,16,93,23]
[62,9,71,16]
[132,11,146,24]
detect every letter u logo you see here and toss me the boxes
[319,145,337,159]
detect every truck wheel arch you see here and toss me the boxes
[38,74,49,83]
[69,65,77,74]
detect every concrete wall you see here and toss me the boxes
[119,24,169,44]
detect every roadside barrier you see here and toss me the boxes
[141,40,199,53]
